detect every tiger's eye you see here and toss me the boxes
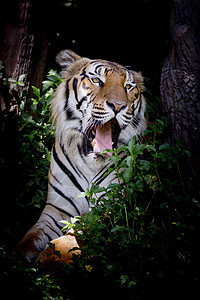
[92,77,100,83]
[91,77,103,86]
[126,84,132,90]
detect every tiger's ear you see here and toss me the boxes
[56,49,81,70]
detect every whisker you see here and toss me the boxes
[131,116,146,133]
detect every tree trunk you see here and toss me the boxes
[0,0,48,230]
[160,0,200,191]
[0,0,48,159]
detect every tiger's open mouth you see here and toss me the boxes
[85,119,121,156]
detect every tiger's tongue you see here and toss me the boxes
[93,122,112,155]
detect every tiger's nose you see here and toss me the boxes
[106,100,127,113]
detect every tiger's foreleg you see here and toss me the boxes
[16,205,66,262]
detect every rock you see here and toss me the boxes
[37,229,82,268]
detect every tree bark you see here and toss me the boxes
[0,0,48,159]
[160,0,200,190]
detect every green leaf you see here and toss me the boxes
[45,87,54,99]
[47,69,62,83]
[133,144,146,156]
[18,74,26,82]
[126,156,133,168]
[91,185,106,194]
[48,242,55,250]
[67,247,81,254]
[127,138,136,153]
[42,80,54,92]
[107,183,119,189]
[32,86,40,98]
[159,143,169,151]
[111,225,125,233]
[54,250,61,258]
[137,159,153,170]
[147,145,156,152]
[77,191,88,198]
[123,167,133,182]
[18,81,25,87]
[8,78,17,83]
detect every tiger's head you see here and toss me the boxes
[52,50,146,158]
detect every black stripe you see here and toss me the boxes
[91,95,97,102]
[59,141,89,184]
[124,114,132,121]
[80,66,87,77]
[94,64,105,74]
[53,145,89,204]
[64,79,70,110]
[105,68,113,76]
[49,167,62,185]
[95,165,115,186]
[66,107,73,119]
[41,229,52,242]
[133,97,142,113]
[138,99,142,113]
[45,222,60,237]
[92,106,105,111]
[73,77,78,101]
[86,91,93,97]
[77,96,87,110]
[132,117,139,128]
[49,181,81,215]
[52,146,84,193]
[60,141,81,177]
[92,162,110,184]
[90,60,100,65]
[43,212,64,231]
[93,152,126,186]
[46,203,74,218]
[98,192,107,200]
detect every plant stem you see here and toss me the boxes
[124,204,131,241]
[154,163,161,185]
[176,161,185,193]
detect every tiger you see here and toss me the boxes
[16,50,146,262]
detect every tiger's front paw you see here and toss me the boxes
[16,228,48,262]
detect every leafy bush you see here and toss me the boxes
[15,70,61,213]
[60,119,200,298]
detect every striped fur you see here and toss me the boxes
[16,50,146,262]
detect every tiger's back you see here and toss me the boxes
[16,50,146,262]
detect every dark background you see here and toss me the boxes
[0,0,171,92]
[46,0,171,82]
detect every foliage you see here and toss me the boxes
[15,70,61,212]
[60,119,200,298]
[1,69,200,299]
[0,244,65,299]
